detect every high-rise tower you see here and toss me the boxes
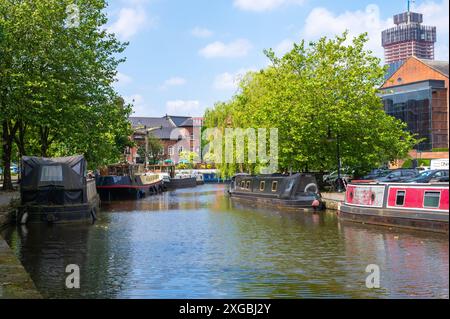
[382,1,436,65]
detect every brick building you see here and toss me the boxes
[126,115,203,165]
[380,56,449,154]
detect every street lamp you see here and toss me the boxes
[327,128,343,193]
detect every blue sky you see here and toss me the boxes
[106,0,449,118]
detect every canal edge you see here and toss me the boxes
[1,192,42,299]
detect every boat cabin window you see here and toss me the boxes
[424,191,441,208]
[246,181,251,189]
[259,181,265,191]
[40,165,63,182]
[272,181,278,192]
[395,190,406,206]
[240,181,245,188]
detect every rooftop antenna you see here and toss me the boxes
[407,0,415,12]
[407,0,415,24]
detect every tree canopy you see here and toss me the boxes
[0,0,132,189]
[203,32,417,177]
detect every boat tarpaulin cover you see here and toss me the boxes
[20,156,87,205]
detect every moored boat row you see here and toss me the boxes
[15,156,449,233]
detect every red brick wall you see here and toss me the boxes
[382,57,448,88]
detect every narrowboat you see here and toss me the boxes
[96,164,164,201]
[165,174,197,190]
[175,170,204,185]
[147,165,197,190]
[228,173,323,211]
[338,182,449,233]
[18,156,100,224]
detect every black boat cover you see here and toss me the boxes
[21,156,87,205]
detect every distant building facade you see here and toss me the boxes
[380,56,449,152]
[127,115,203,165]
[382,10,436,65]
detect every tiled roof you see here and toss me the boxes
[129,117,175,129]
[179,118,194,127]
[167,116,191,127]
[418,59,449,77]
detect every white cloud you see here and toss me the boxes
[108,6,152,40]
[299,0,449,62]
[214,68,256,90]
[199,39,253,58]
[274,38,295,56]
[166,100,201,116]
[233,0,304,12]
[164,77,186,86]
[115,72,133,87]
[191,27,213,38]
[159,77,187,90]
[415,0,449,61]
[125,94,153,117]
[301,4,391,60]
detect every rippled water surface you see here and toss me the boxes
[2,184,448,298]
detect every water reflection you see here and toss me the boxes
[1,184,448,298]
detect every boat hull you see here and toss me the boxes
[165,177,197,190]
[18,197,100,224]
[229,192,321,212]
[338,204,449,233]
[97,180,164,201]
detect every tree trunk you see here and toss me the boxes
[2,120,19,191]
[39,126,51,157]
[14,120,27,158]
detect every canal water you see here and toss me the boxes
[1,184,448,299]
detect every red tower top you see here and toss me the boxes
[382,4,436,65]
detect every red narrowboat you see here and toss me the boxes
[338,182,449,233]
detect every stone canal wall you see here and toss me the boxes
[321,192,345,210]
[0,239,42,299]
[0,191,19,228]
[0,191,41,299]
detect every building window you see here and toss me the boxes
[168,147,174,156]
[272,181,278,192]
[395,190,406,206]
[246,181,250,189]
[240,181,245,188]
[424,191,441,208]
[259,181,265,192]
[178,146,184,154]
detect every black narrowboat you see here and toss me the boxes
[96,164,164,201]
[165,177,198,190]
[228,173,323,211]
[18,156,100,224]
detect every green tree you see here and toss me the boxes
[0,0,130,188]
[204,32,417,177]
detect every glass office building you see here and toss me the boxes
[381,80,448,151]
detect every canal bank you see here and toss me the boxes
[0,191,41,299]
